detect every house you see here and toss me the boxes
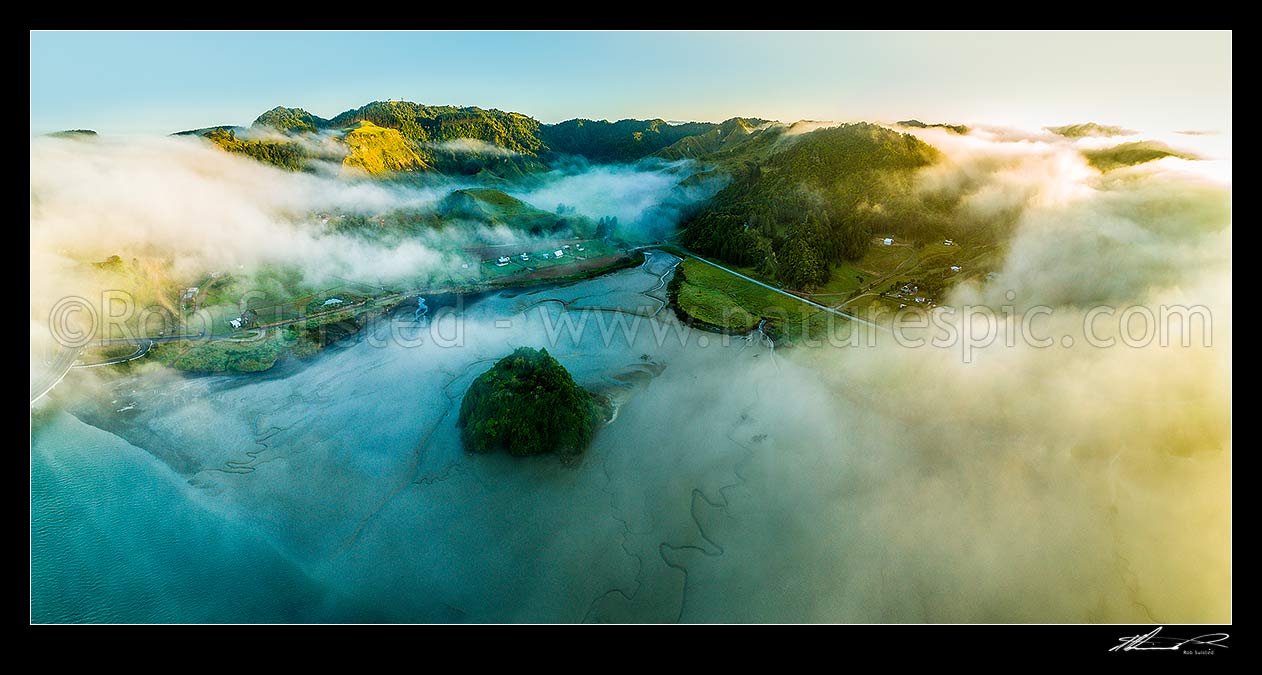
[943,239,954,246]
[883,238,894,246]
[553,249,564,258]
[915,297,925,304]
[228,309,258,330]
[541,252,551,259]
[180,287,199,302]
[575,245,584,252]
[496,256,510,267]
[562,244,571,250]
[950,265,961,273]
[520,253,530,261]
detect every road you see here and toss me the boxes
[90,295,384,348]
[72,339,155,369]
[683,253,890,333]
[30,247,878,404]
[30,345,84,404]
[30,295,393,404]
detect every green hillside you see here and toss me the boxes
[896,119,970,134]
[437,188,591,236]
[1081,141,1198,171]
[172,125,245,137]
[201,128,308,171]
[329,100,547,157]
[668,121,832,169]
[681,123,943,290]
[253,106,329,134]
[654,117,770,160]
[48,129,98,138]
[191,100,770,171]
[539,118,717,163]
[339,121,428,175]
[1046,122,1136,138]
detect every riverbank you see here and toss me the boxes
[121,250,647,375]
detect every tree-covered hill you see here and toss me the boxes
[1046,122,1137,138]
[458,347,606,458]
[253,106,330,134]
[681,123,944,290]
[199,128,309,171]
[339,121,428,175]
[539,118,717,163]
[246,100,551,176]
[329,100,548,157]
[188,100,769,170]
[896,119,970,135]
[172,125,245,137]
[653,117,771,160]
[48,129,98,138]
[1081,141,1198,171]
[437,188,594,236]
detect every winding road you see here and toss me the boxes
[30,346,84,404]
[683,253,890,333]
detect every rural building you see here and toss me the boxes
[496,256,510,267]
[883,238,894,246]
[553,249,564,258]
[323,297,345,306]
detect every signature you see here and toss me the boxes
[1110,627,1230,652]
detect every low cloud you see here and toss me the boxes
[29,121,1232,622]
[426,138,520,157]
[777,122,1233,621]
[508,159,720,238]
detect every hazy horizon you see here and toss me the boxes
[30,30,1232,136]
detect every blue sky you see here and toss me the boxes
[30,31,1231,135]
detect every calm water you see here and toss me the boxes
[31,412,327,622]
[32,253,790,623]
[31,252,1155,623]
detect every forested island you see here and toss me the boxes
[458,347,609,458]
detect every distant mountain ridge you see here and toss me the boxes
[171,101,967,289]
[896,119,969,135]
[538,118,720,163]
[1046,122,1137,138]
[188,99,743,175]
